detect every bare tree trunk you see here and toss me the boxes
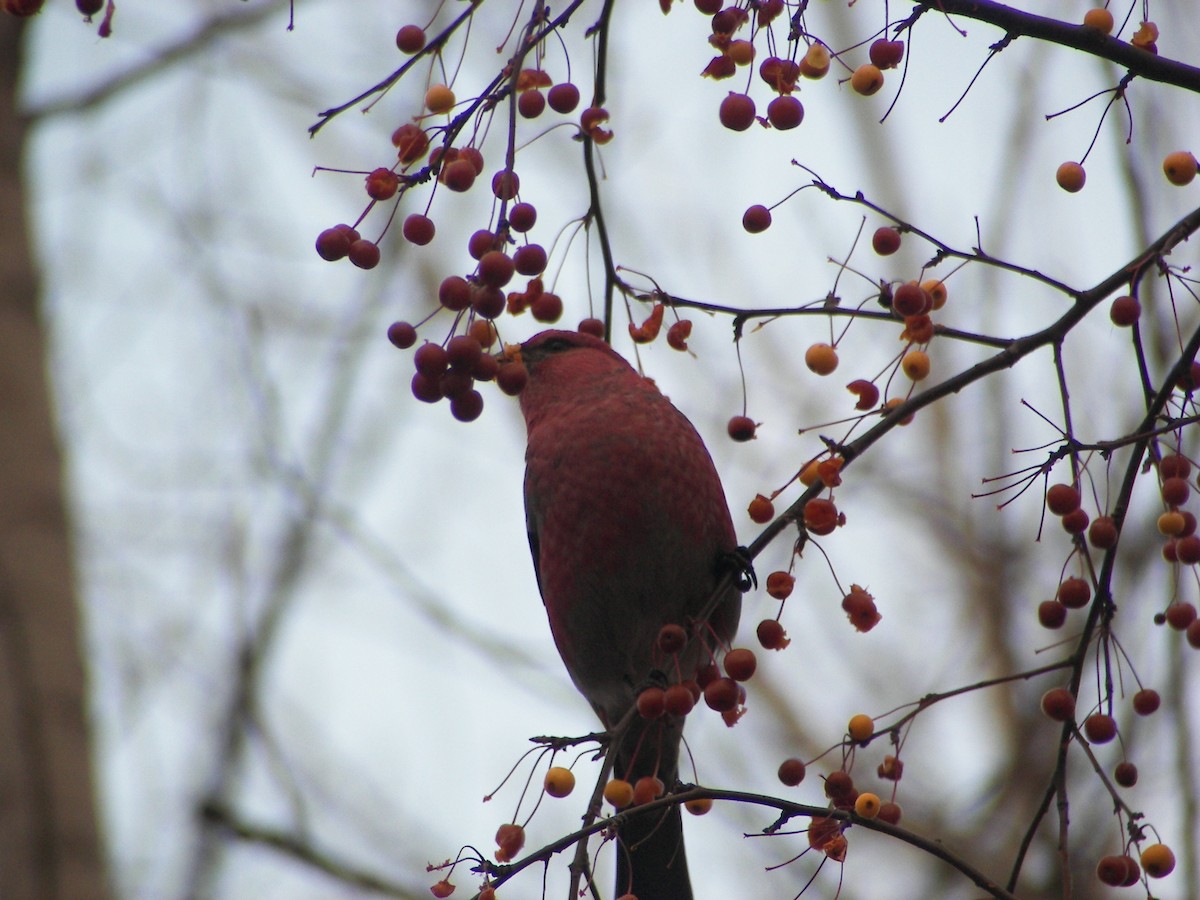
[0,16,110,900]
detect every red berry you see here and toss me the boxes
[1113,761,1138,787]
[315,227,352,261]
[657,623,688,654]
[1160,453,1192,479]
[637,687,666,719]
[1040,687,1075,722]
[869,38,905,69]
[348,239,380,269]
[411,371,443,403]
[727,415,757,441]
[578,318,606,338]
[1176,534,1200,564]
[547,82,581,114]
[392,124,430,164]
[765,571,794,600]
[497,362,529,396]
[1132,688,1160,716]
[1038,600,1068,629]
[439,275,472,311]
[395,24,425,53]
[1162,476,1190,506]
[491,169,520,200]
[663,683,696,716]
[478,251,516,288]
[414,342,449,376]
[742,204,772,233]
[1088,515,1119,549]
[803,498,840,535]
[513,244,548,276]
[468,229,496,260]
[756,618,790,650]
[518,89,546,119]
[1046,483,1081,515]
[1164,601,1197,630]
[778,758,806,786]
[440,158,477,192]
[387,321,417,349]
[1083,713,1117,744]
[1110,295,1141,326]
[365,167,400,201]
[1187,618,1200,649]
[508,202,537,232]
[718,93,757,131]
[766,95,803,130]
[747,494,774,524]
[702,677,740,712]
[892,281,931,317]
[1061,507,1090,534]
[450,389,484,422]
[530,292,564,323]
[446,335,484,371]
[723,648,757,681]
[402,213,436,246]
[1056,577,1091,609]
[872,226,901,255]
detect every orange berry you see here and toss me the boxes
[1163,151,1198,186]
[901,350,931,381]
[1140,843,1176,878]
[637,686,666,719]
[849,64,884,96]
[748,493,775,524]
[544,766,576,798]
[805,342,839,375]
[1056,161,1086,193]
[632,775,664,805]
[685,797,713,815]
[799,43,830,79]
[921,279,948,309]
[1158,510,1187,536]
[494,823,525,862]
[883,397,914,425]
[604,778,634,808]
[847,713,874,742]
[854,792,881,819]
[727,39,755,66]
[425,84,456,114]
[1082,8,1114,33]
[803,497,840,535]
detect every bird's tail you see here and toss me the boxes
[612,715,693,900]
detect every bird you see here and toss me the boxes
[515,328,743,900]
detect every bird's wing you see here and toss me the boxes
[524,470,546,600]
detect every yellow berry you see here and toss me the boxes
[1140,843,1176,878]
[544,766,576,798]
[1158,510,1187,536]
[1163,151,1198,186]
[727,39,755,66]
[799,459,823,487]
[850,64,884,96]
[1056,161,1086,193]
[1082,8,1114,33]
[847,713,874,742]
[854,792,881,819]
[425,84,456,114]
[901,350,931,381]
[685,797,713,816]
[884,397,913,425]
[603,778,635,808]
[921,279,948,310]
[805,342,839,376]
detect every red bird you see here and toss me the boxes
[516,329,743,900]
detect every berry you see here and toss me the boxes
[842,585,881,631]
[742,204,772,233]
[666,320,692,351]
[315,227,352,261]
[414,342,449,377]
[1083,712,1117,744]
[76,0,103,13]
[1164,601,1197,630]
[892,282,931,317]
[685,797,713,815]
[1162,476,1190,506]
[1082,8,1114,33]
[1056,161,1086,193]
[496,362,529,396]
[657,623,688,654]
[1113,761,1138,787]
[872,226,901,255]
[703,676,740,712]
[530,292,564,323]
[724,415,753,444]
[494,823,525,862]
[468,230,496,260]
[718,93,757,131]
[633,776,664,806]
[824,770,855,800]
[878,802,902,824]
[450,389,484,422]
[411,372,443,403]
[854,792,881,818]
[348,239,380,269]
[849,64,884,96]
[402,213,436,246]
[508,202,537,232]
[748,494,774,524]
[799,43,830,79]
[1038,599,1068,629]
[491,169,520,200]
[478,251,516,287]
[1158,510,1187,536]
[636,686,666,719]
[727,39,755,66]
[513,244,548,276]
[1140,844,1176,878]
[1110,295,1141,326]
[804,343,839,375]
[517,89,546,119]
[1132,688,1160,716]
[392,124,430,164]
[604,779,635,808]
[765,571,794,600]
[869,39,905,69]
[1088,515,1119,548]
[766,95,804,130]
[804,498,840,536]
[1189,618,1200,648]
[387,321,417,349]
[847,379,880,410]
[1061,507,1090,534]
[1057,577,1091,609]
[1160,453,1191,478]
[440,158,477,192]
[439,275,472,311]
[1040,687,1075,722]
[430,880,454,898]
[756,618,790,649]
[723,647,757,681]
[365,167,399,201]
[847,713,874,743]
[1163,150,1198,186]
[664,683,696,716]
[395,24,425,53]
[1045,483,1081,515]
[901,350,931,381]
[547,82,581,114]
[446,335,483,371]
[424,84,456,114]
